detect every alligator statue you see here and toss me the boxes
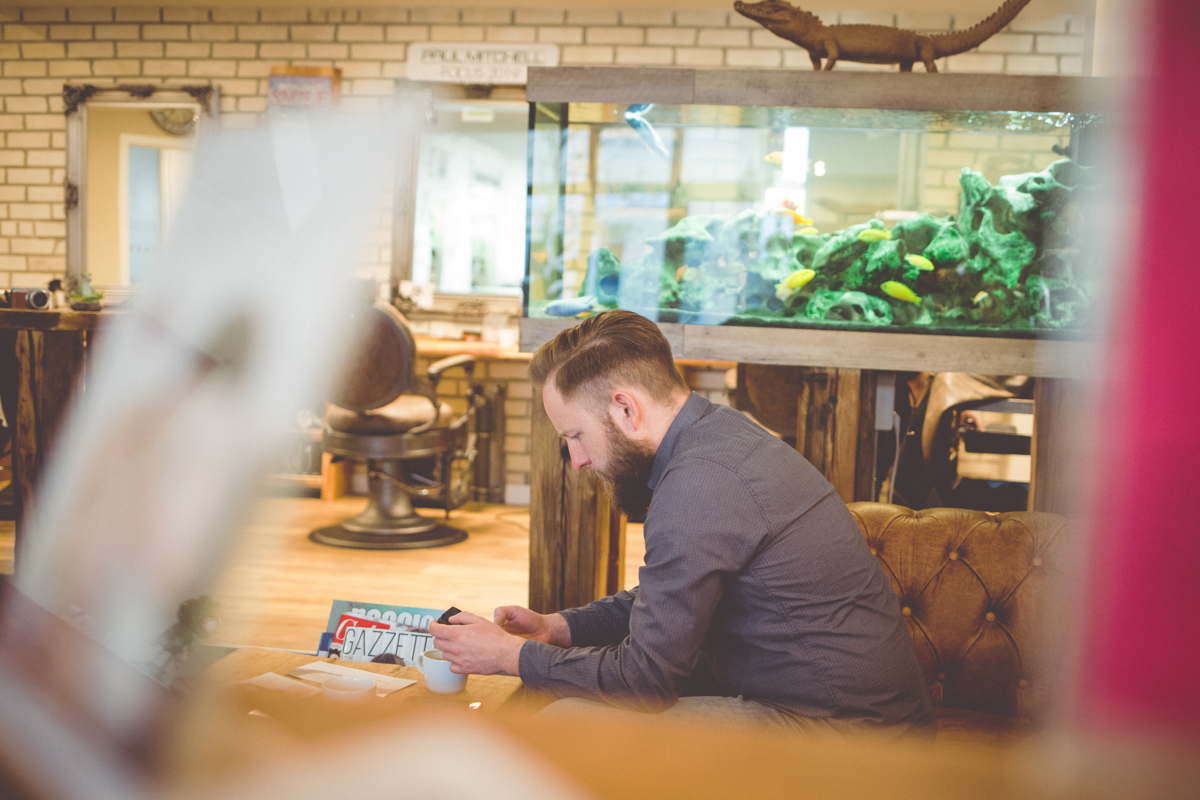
[733,0,1035,72]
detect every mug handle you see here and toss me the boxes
[416,652,426,675]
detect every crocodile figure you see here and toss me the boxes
[733,0,1035,72]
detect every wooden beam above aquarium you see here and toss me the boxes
[526,67,1121,114]
[519,317,1096,379]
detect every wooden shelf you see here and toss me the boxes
[527,67,1119,113]
[0,308,108,331]
[263,473,323,490]
[520,317,1095,378]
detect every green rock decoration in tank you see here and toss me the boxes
[555,159,1094,334]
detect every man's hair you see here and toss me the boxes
[528,310,688,408]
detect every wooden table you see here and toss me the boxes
[0,309,107,564]
[202,647,552,716]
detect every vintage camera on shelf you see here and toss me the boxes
[4,287,53,310]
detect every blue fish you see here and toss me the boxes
[624,104,670,160]
[543,296,599,317]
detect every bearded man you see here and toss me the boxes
[430,310,934,734]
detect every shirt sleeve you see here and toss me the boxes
[518,459,764,711]
[559,588,639,647]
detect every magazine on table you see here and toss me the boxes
[318,600,447,664]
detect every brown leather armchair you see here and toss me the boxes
[848,503,1075,746]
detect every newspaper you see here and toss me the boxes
[319,600,446,665]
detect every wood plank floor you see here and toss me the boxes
[0,498,646,653]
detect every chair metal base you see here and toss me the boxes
[309,521,467,550]
[308,458,468,550]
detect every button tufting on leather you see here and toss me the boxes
[848,502,1070,725]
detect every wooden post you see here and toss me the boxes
[1029,377,1083,515]
[528,385,623,614]
[854,370,880,503]
[319,453,351,501]
[13,330,40,539]
[795,367,878,504]
[12,329,87,559]
[598,504,627,598]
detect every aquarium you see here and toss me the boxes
[525,98,1107,337]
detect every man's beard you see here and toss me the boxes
[595,416,657,521]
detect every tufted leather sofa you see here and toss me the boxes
[847,503,1074,746]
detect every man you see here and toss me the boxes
[431,310,934,734]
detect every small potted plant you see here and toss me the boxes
[68,273,104,311]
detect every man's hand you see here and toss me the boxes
[493,606,572,648]
[428,611,526,676]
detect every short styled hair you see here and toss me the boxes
[529,310,688,408]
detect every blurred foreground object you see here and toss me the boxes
[0,106,403,797]
[161,694,1200,800]
[1074,0,1200,737]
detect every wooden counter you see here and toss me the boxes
[414,334,528,360]
[0,308,107,563]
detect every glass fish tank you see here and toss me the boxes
[524,93,1108,337]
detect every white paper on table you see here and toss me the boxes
[235,672,320,697]
[286,661,416,697]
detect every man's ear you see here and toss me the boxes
[610,390,642,434]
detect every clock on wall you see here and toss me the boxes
[150,107,197,136]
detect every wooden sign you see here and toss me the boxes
[267,65,342,109]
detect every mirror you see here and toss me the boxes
[64,84,218,300]
[410,98,528,297]
[389,85,525,342]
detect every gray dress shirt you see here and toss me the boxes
[519,392,935,730]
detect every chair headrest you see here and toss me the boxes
[330,302,416,412]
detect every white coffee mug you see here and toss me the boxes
[322,674,376,702]
[416,649,467,694]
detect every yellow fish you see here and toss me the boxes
[881,281,921,305]
[857,228,891,243]
[781,268,816,291]
[774,208,813,226]
[973,290,989,304]
[764,151,784,166]
[675,266,700,282]
[905,254,935,271]
[798,226,820,236]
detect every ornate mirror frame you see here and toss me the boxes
[63,83,220,295]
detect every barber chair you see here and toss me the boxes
[310,302,476,549]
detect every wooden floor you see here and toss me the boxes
[0,497,646,653]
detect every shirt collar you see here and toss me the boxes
[648,392,710,491]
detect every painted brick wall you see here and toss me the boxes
[0,6,1089,499]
